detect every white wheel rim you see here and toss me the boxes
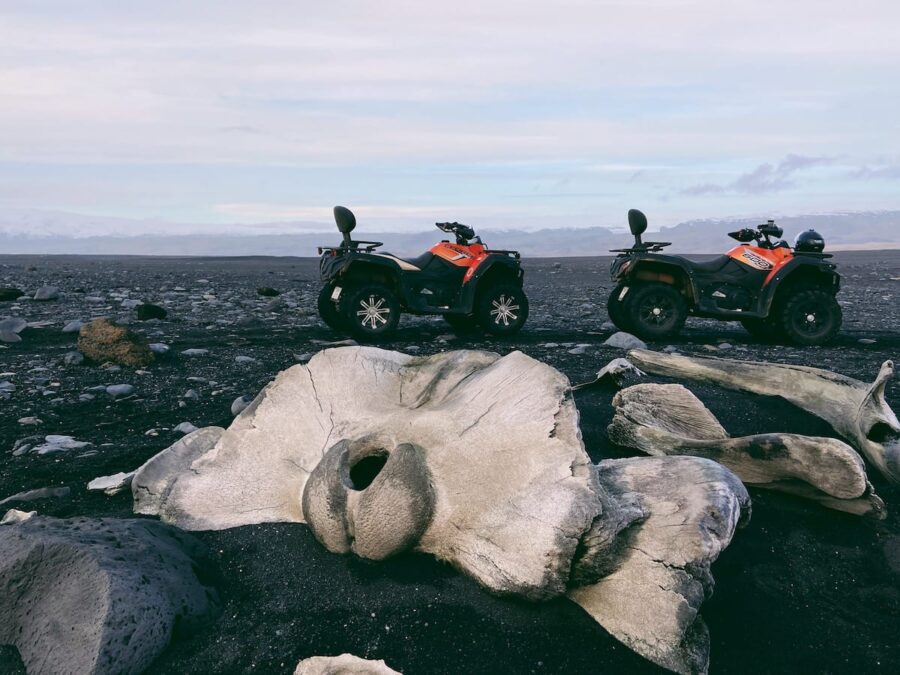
[357,294,391,329]
[490,294,520,326]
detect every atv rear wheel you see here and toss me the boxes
[318,284,347,332]
[341,283,401,341]
[776,288,842,345]
[607,285,631,331]
[476,283,529,336]
[623,282,687,340]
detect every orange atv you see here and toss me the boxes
[608,209,842,345]
[318,206,528,340]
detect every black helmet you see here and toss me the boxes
[794,229,825,253]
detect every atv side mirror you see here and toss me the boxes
[334,205,356,248]
[628,209,647,247]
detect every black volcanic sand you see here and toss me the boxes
[1,252,899,674]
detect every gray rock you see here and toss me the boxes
[295,654,401,675]
[17,417,42,426]
[235,355,257,364]
[1,509,35,524]
[0,381,15,393]
[32,286,59,301]
[62,319,85,333]
[106,383,135,398]
[180,348,209,357]
[0,317,27,334]
[183,389,200,401]
[603,332,648,350]
[31,435,90,455]
[0,331,21,343]
[0,486,71,506]
[174,421,199,435]
[231,395,254,416]
[87,471,135,495]
[149,342,170,354]
[63,351,85,365]
[0,515,220,675]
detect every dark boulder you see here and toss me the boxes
[256,287,280,297]
[135,303,168,321]
[0,514,220,675]
[0,288,24,302]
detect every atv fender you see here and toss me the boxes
[624,259,699,303]
[457,255,524,314]
[757,258,840,315]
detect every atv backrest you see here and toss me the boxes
[334,206,357,248]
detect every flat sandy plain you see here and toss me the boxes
[1,251,899,674]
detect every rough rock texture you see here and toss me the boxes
[136,347,600,600]
[0,515,220,675]
[294,654,401,675]
[608,383,884,517]
[628,349,900,483]
[77,318,154,367]
[569,457,750,675]
[0,287,24,302]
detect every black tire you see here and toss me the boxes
[776,288,842,345]
[476,283,529,336]
[623,282,687,340]
[341,283,401,341]
[607,285,631,331]
[444,313,479,334]
[740,318,783,342]
[317,284,347,332]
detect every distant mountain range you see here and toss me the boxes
[1,209,898,257]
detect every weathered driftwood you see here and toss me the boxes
[569,456,750,675]
[295,654,401,675]
[607,383,884,518]
[628,349,900,484]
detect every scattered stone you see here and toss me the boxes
[106,384,135,398]
[77,318,154,367]
[63,351,85,365]
[87,471,136,496]
[293,352,314,363]
[257,287,281,297]
[121,298,142,309]
[1,509,35,525]
[0,515,220,675]
[62,319,85,333]
[0,486,71,506]
[0,317,27,334]
[603,332,648,350]
[0,288,24,302]
[235,355,257,364]
[149,343,170,354]
[0,331,20,343]
[181,348,209,357]
[0,381,15,394]
[568,344,591,355]
[231,395,254,416]
[859,338,876,345]
[174,422,199,435]
[295,654,401,675]
[136,303,167,320]
[718,343,733,350]
[600,321,616,331]
[31,435,91,455]
[17,417,41,426]
[184,389,200,401]
[32,286,59,301]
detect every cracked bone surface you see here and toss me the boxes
[134,346,750,672]
[608,383,885,517]
[569,457,750,675]
[294,654,401,675]
[133,346,601,599]
[628,349,900,484]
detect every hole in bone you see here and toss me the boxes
[868,422,900,444]
[348,451,389,490]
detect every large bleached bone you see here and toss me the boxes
[607,383,884,517]
[569,457,750,675]
[133,347,601,600]
[628,349,900,483]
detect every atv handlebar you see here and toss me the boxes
[436,221,476,244]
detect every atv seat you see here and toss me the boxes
[685,255,732,274]
[373,251,434,272]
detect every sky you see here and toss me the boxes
[1,0,899,234]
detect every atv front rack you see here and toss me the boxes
[318,241,383,255]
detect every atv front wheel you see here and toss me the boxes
[317,284,347,332]
[623,282,687,340]
[607,285,631,331]
[776,288,842,345]
[476,284,529,336]
[341,284,401,341]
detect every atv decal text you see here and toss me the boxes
[740,251,774,271]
